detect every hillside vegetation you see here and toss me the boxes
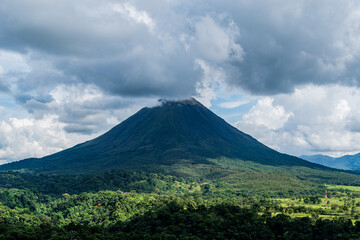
[1,161,360,239]
[1,180,360,239]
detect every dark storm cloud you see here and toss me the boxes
[0,0,202,98]
[58,50,199,97]
[1,0,360,99]
[204,0,360,94]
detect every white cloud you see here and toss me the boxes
[106,116,119,125]
[0,79,160,162]
[50,84,103,105]
[31,83,158,134]
[0,160,7,165]
[241,97,293,130]
[188,15,245,108]
[111,3,155,31]
[0,50,31,73]
[194,59,225,107]
[235,85,360,157]
[218,100,249,109]
[0,115,95,161]
[191,16,244,63]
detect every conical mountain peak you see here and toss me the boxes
[0,98,323,173]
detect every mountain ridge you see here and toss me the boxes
[301,153,360,172]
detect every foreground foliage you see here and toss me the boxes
[0,186,360,239]
[1,168,360,239]
[1,192,360,239]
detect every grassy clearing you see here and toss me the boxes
[327,184,360,192]
[273,184,360,221]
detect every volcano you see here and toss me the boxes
[0,98,324,173]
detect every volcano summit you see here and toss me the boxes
[0,98,324,173]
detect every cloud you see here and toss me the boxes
[0,115,76,161]
[190,16,244,63]
[241,97,293,130]
[235,85,360,156]
[1,1,360,160]
[215,0,360,94]
[0,0,202,99]
[19,83,159,133]
[111,3,155,31]
[0,88,159,161]
[194,59,226,107]
[218,100,249,109]
[0,0,359,101]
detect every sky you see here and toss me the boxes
[1,0,360,164]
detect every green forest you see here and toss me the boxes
[1,168,360,239]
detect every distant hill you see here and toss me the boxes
[301,153,360,172]
[0,98,325,174]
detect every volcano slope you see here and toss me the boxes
[1,98,360,191]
